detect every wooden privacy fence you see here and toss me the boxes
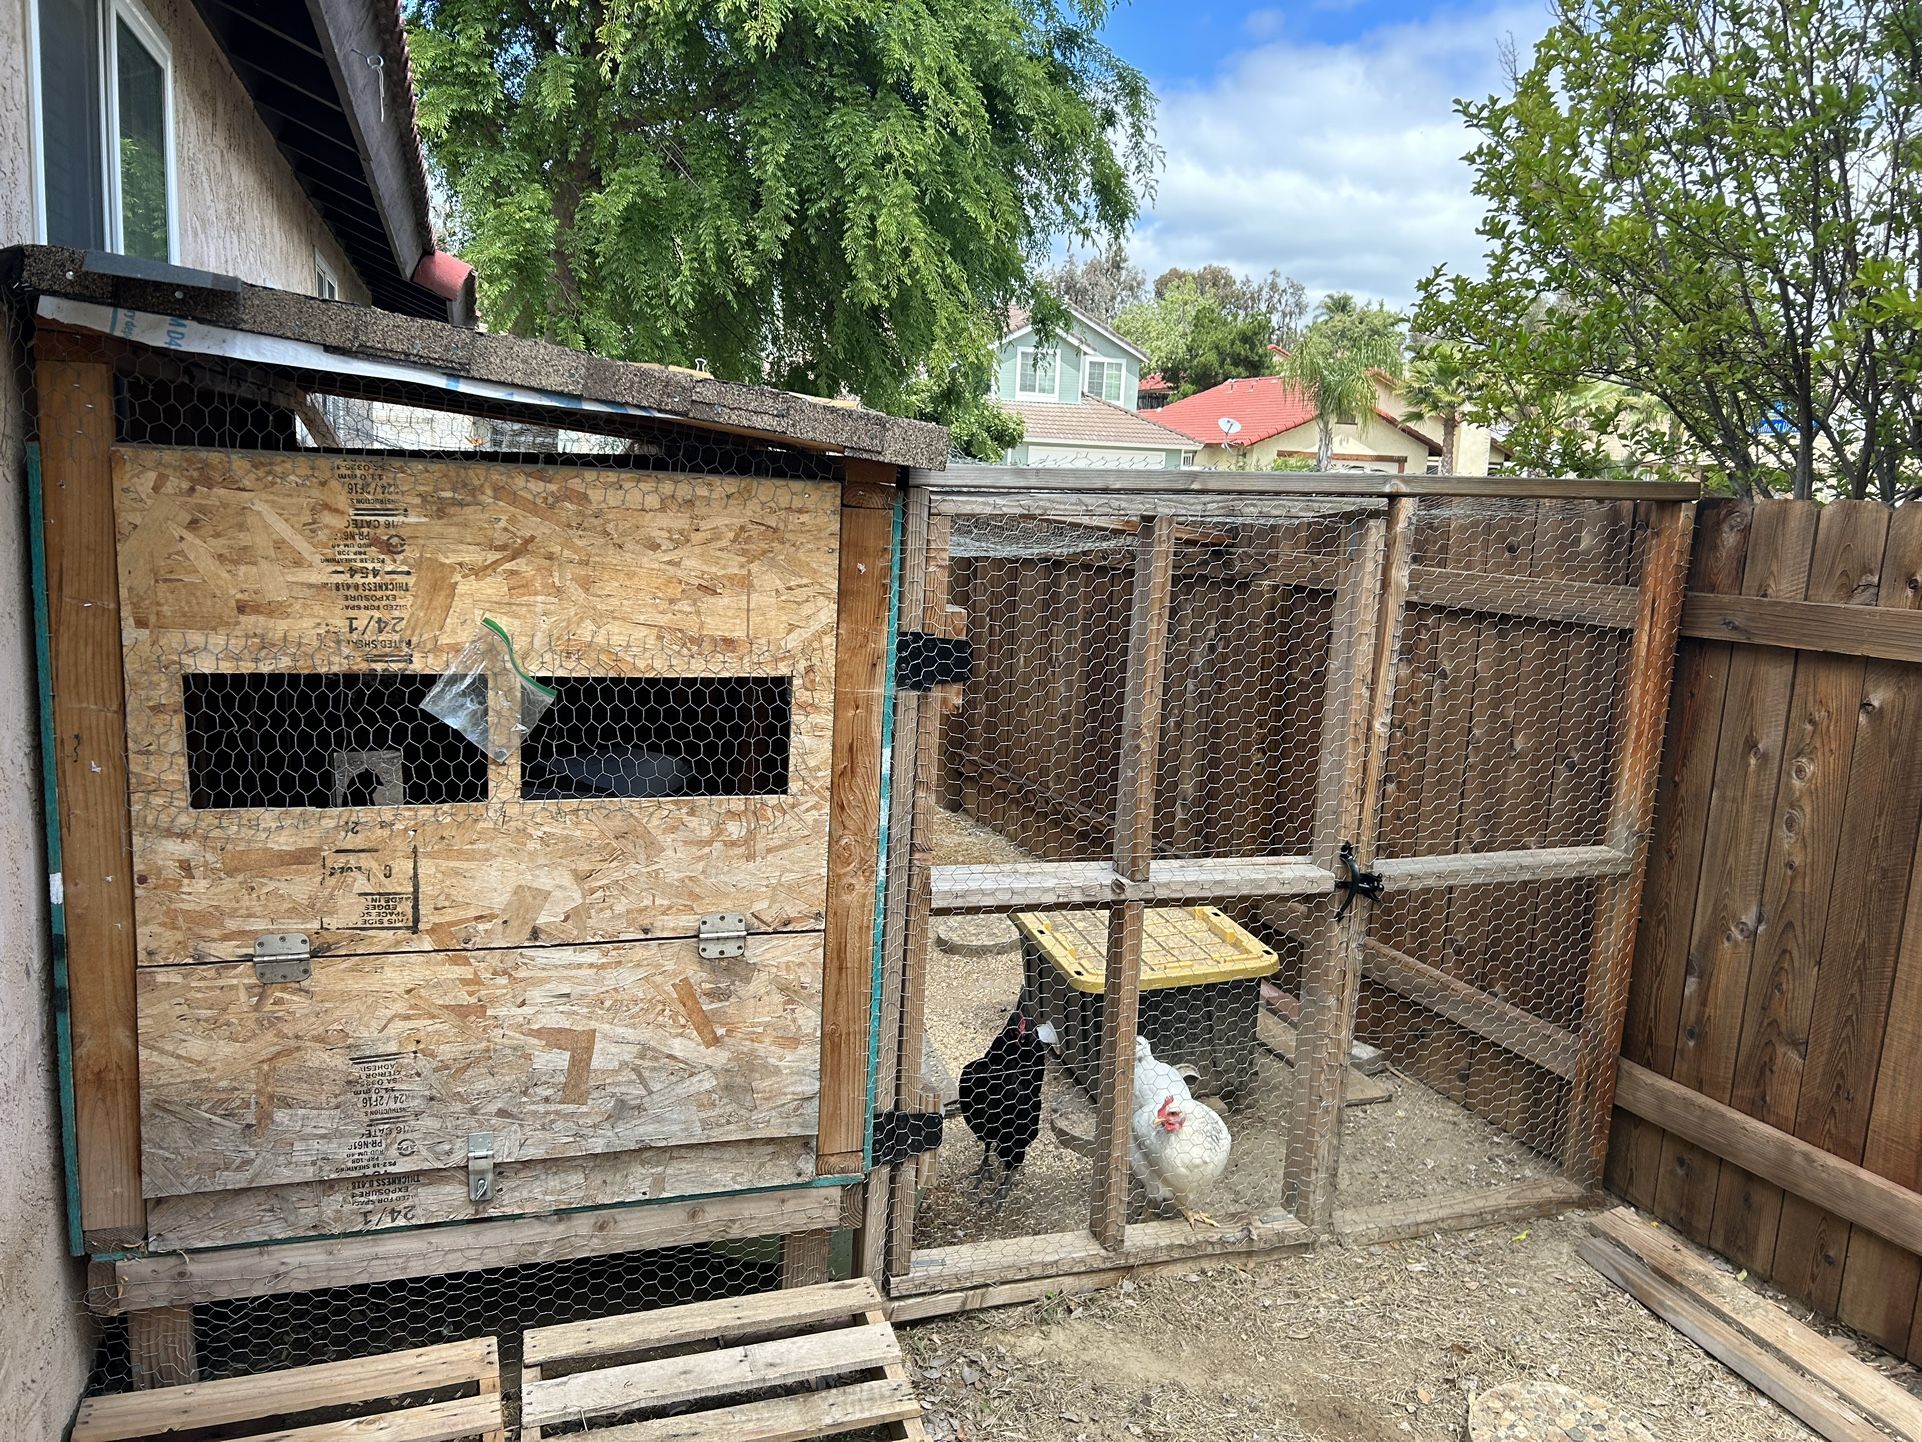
[1610,497,1922,1365]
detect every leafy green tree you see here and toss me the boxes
[1114,276,1277,397]
[1044,248,1146,322]
[1417,0,1922,499]
[1275,295,1405,469]
[408,0,1156,430]
[1154,264,1308,345]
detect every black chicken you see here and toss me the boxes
[958,1002,1051,1205]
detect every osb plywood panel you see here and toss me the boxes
[113,448,840,963]
[144,1135,817,1249]
[137,932,823,1197]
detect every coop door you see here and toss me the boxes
[886,498,1381,1275]
[117,447,839,1221]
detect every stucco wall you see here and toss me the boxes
[0,329,89,1442]
[0,0,371,301]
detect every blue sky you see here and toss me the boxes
[1083,1,1552,308]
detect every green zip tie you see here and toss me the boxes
[480,617,557,698]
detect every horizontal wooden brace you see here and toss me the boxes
[1362,938,1580,1079]
[891,1214,1312,1298]
[932,492,1385,520]
[1408,567,1641,629]
[1680,593,1922,663]
[929,858,1335,913]
[1332,1178,1591,1247]
[917,469,1701,501]
[93,1184,848,1314]
[1373,845,1635,889]
[1613,1060,1922,1260]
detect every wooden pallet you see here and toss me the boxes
[70,1336,505,1442]
[521,1277,926,1441]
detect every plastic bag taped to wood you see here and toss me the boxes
[420,618,556,762]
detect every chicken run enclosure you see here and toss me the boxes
[883,471,1696,1306]
[14,255,1698,1414]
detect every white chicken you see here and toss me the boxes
[1129,1038,1232,1227]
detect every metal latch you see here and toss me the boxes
[253,932,312,984]
[1333,842,1385,920]
[872,1109,945,1167]
[697,913,748,960]
[896,631,974,691]
[468,1133,495,1202]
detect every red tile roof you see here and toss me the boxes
[1152,376,1318,446]
[1153,376,1443,454]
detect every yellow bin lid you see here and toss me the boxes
[1014,906,1278,994]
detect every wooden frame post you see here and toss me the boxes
[1563,499,1697,1185]
[36,333,146,1248]
[1089,519,1176,1248]
[1283,503,1403,1229]
[885,509,954,1279]
[817,461,900,1176]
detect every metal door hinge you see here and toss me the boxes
[468,1133,495,1202]
[897,632,973,691]
[872,1109,945,1167]
[697,913,748,960]
[1333,842,1385,920]
[253,932,312,984]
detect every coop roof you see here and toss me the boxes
[8,245,951,469]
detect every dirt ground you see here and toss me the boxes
[899,1204,1922,1442]
[907,809,1922,1440]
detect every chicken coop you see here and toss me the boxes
[14,247,946,1394]
[877,469,1698,1312]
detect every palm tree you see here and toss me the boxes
[1401,341,1483,473]
[1275,295,1405,469]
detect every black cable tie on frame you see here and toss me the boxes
[1333,841,1385,920]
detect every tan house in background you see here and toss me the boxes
[1151,371,1505,474]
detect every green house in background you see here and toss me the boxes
[991,304,1198,469]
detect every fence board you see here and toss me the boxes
[1710,501,1889,1272]
[1654,502,1818,1236]
[1610,500,1752,1210]
[1610,497,1922,1372]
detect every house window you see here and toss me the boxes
[315,255,340,300]
[1082,357,1123,405]
[1016,347,1059,399]
[33,0,176,262]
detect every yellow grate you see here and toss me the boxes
[1014,906,1278,994]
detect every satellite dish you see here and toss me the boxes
[1217,416,1243,437]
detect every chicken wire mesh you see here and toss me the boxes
[18,316,868,1417]
[894,493,1663,1273]
[904,507,1363,1263]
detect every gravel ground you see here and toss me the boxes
[900,1206,1922,1442]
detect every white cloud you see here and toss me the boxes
[1127,4,1550,310]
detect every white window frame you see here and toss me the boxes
[1081,357,1123,405]
[27,0,179,263]
[1016,345,1061,400]
[315,252,341,300]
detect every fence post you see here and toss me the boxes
[1284,501,1406,1230]
[1089,517,1176,1249]
[1563,498,1697,1185]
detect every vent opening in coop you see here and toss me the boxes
[521,676,794,799]
[182,672,489,809]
